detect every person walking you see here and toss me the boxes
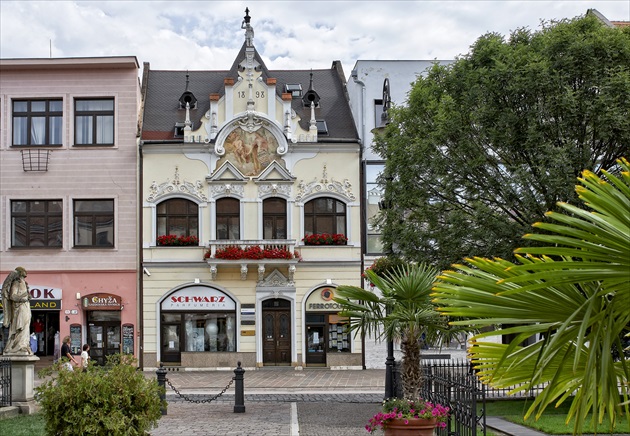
[61,336,78,371]
[81,344,90,372]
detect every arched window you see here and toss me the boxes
[216,197,240,240]
[156,198,198,238]
[304,197,346,236]
[263,198,287,239]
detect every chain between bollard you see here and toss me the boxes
[165,376,234,404]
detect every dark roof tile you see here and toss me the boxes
[141,49,358,142]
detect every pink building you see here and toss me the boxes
[0,57,140,365]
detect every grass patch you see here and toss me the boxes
[0,413,45,436]
[484,400,629,435]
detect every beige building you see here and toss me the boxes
[0,57,141,365]
[140,11,362,369]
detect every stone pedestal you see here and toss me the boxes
[5,354,40,414]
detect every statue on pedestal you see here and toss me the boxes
[2,267,32,355]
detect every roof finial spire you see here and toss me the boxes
[241,7,254,46]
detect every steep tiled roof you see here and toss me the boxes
[141,54,358,143]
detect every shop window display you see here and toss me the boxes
[182,313,235,352]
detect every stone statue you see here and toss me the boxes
[2,267,32,355]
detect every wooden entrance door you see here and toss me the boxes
[262,300,291,366]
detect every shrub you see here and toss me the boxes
[35,354,165,436]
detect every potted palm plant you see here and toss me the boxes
[334,261,464,434]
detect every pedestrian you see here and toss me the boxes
[61,335,78,371]
[81,343,90,372]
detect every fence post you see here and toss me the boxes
[156,363,167,415]
[233,361,245,413]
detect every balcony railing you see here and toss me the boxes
[205,239,298,281]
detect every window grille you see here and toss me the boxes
[21,149,51,171]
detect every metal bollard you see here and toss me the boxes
[156,362,167,415]
[233,361,245,413]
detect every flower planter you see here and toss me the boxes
[384,417,437,436]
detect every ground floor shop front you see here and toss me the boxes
[142,266,363,370]
[0,270,137,365]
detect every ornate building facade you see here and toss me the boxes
[140,10,362,369]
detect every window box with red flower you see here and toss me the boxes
[156,235,199,246]
[302,233,348,246]
[204,246,298,260]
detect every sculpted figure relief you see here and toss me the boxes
[2,267,33,355]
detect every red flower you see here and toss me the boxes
[157,235,199,246]
[302,233,348,245]
[207,246,296,260]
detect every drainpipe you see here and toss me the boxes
[138,140,144,369]
[351,69,367,370]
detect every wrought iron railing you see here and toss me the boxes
[418,360,485,436]
[0,358,11,407]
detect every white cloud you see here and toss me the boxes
[1,0,628,73]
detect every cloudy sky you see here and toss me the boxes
[1,1,628,75]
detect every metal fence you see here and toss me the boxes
[0,358,11,407]
[418,360,485,436]
[392,359,548,436]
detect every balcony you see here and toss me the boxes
[205,239,298,281]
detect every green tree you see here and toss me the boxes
[374,14,630,271]
[334,263,465,399]
[432,158,630,435]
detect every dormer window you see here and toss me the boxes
[179,91,197,110]
[302,71,320,107]
[174,122,185,137]
[178,73,197,109]
[302,90,320,108]
[285,84,302,98]
[316,120,328,135]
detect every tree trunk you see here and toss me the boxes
[400,332,421,399]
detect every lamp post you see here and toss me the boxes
[372,89,396,398]
[384,333,395,399]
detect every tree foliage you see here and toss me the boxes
[373,14,630,270]
[432,158,630,435]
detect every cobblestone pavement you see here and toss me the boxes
[150,394,382,436]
